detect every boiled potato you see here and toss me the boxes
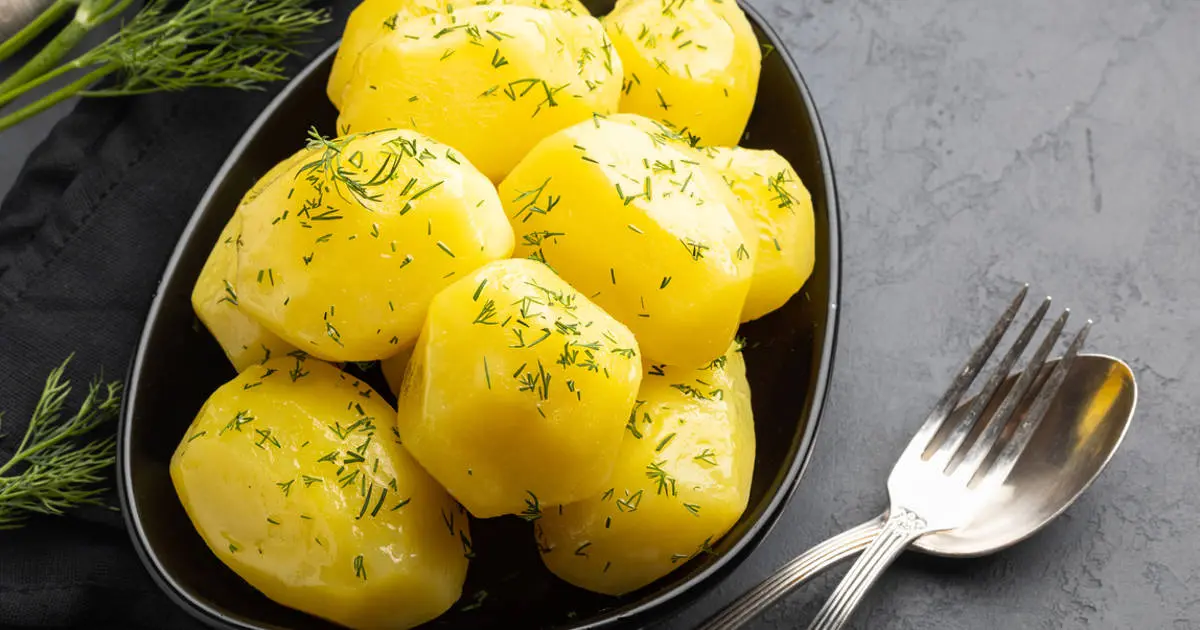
[706,147,815,321]
[380,342,415,396]
[604,111,698,147]
[591,127,812,321]
[603,114,766,267]
[236,128,514,363]
[171,355,471,630]
[337,5,622,182]
[192,212,298,371]
[327,0,592,109]
[327,0,443,109]
[536,342,754,595]
[191,150,309,371]
[395,258,643,518]
[499,113,755,368]
[604,0,761,146]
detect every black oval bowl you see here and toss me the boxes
[118,2,841,628]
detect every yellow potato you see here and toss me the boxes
[171,355,471,630]
[337,5,622,182]
[600,114,763,248]
[192,212,298,372]
[499,113,755,368]
[380,342,415,396]
[536,342,754,595]
[706,147,815,321]
[191,150,311,371]
[578,125,811,321]
[236,128,514,363]
[604,0,761,146]
[327,0,593,109]
[395,258,643,518]
[605,111,698,147]
[327,0,444,109]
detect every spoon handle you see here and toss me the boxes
[696,514,886,630]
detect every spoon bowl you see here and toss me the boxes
[915,352,1135,557]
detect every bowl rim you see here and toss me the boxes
[116,3,843,627]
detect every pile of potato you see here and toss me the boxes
[171,0,816,627]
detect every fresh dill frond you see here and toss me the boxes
[0,357,121,530]
[84,0,330,96]
[0,0,330,131]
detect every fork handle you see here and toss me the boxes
[806,508,928,630]
[697,514,887,630]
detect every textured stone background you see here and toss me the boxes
[3,0,1197,628]
[650,0,1199,628]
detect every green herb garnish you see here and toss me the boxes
[0,357,120,529]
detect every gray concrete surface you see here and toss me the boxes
[3,0,1197,628]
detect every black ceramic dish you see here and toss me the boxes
[118,2,841,628]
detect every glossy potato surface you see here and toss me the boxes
[499,114,754,367]
[395,258,643,517]
[192,212,298,371]
[706,146,815,321]
[235,128,513,362]
[536,343,754,594]
[337,5,622,182]
[327,0,592,108]
[171,356,471,630]
[381,342,415,397]
[604,0,761,146]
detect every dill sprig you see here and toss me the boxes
[0,357,121,530]
[0,0,330,132]
[519,490,542,522]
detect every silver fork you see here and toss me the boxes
[804,285,1091,630]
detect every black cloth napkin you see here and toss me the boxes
[0,5,352,627]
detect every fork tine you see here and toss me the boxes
[951,308,1070,484]
[980,319,1092,488]
[903,284,1028,460]
[928,295,1053,470]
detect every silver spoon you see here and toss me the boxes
[700,352,1136,629]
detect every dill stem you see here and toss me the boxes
[0,421,37,479]
[0,21,89,98]
[0,0,131,97]
[0,389,72,478]
[0,52,92,110]
[0,63,117,132]
[0,0,327,130]
[0,0,133,107]
[0,0,75,65]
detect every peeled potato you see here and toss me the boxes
[395,258,643,518]
[235,128,514,363]
[603,0,761,146]
[171,355,471,630]
[337,5,622,181]
[191,150,310,371]
[327,0,444,109]
[706,147,815,321]
[499,113,755,368]
[601,118,794,315]
[536,342,754,595]
[380,342,415,396]
[327,0,593,109]
[192,211,298,372]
